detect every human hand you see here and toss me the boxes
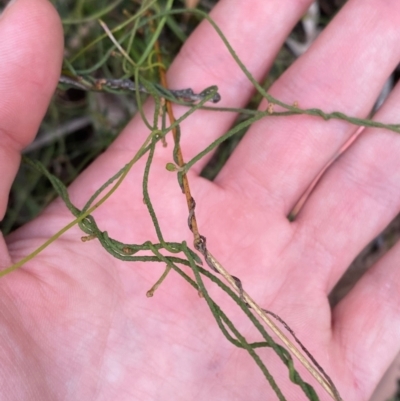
[2,0,400,400]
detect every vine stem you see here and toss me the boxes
[2,133,153,277]
[203,249,343,401]
[152,17,201,241]
[149,9,342,401]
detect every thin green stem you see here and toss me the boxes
[182,242,287,401]
[62,0,124,24]
[4,132,154,276]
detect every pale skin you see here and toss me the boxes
[1,0,400,399]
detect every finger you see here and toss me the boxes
[217,0,400,213]
[0,0,63,219]
[332,241,400,400]
[46,0,315,241]
[288,76,400,291]
[110,0,314,173]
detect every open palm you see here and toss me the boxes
[2,0,400,400]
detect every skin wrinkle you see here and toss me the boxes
[296,203,365,291]
[335,136,400,208]
[0,298,52,399]
[339,312,385,399]
[333,254,400,398]
[338,163,400,209]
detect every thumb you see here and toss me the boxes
[0,0,63,219]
